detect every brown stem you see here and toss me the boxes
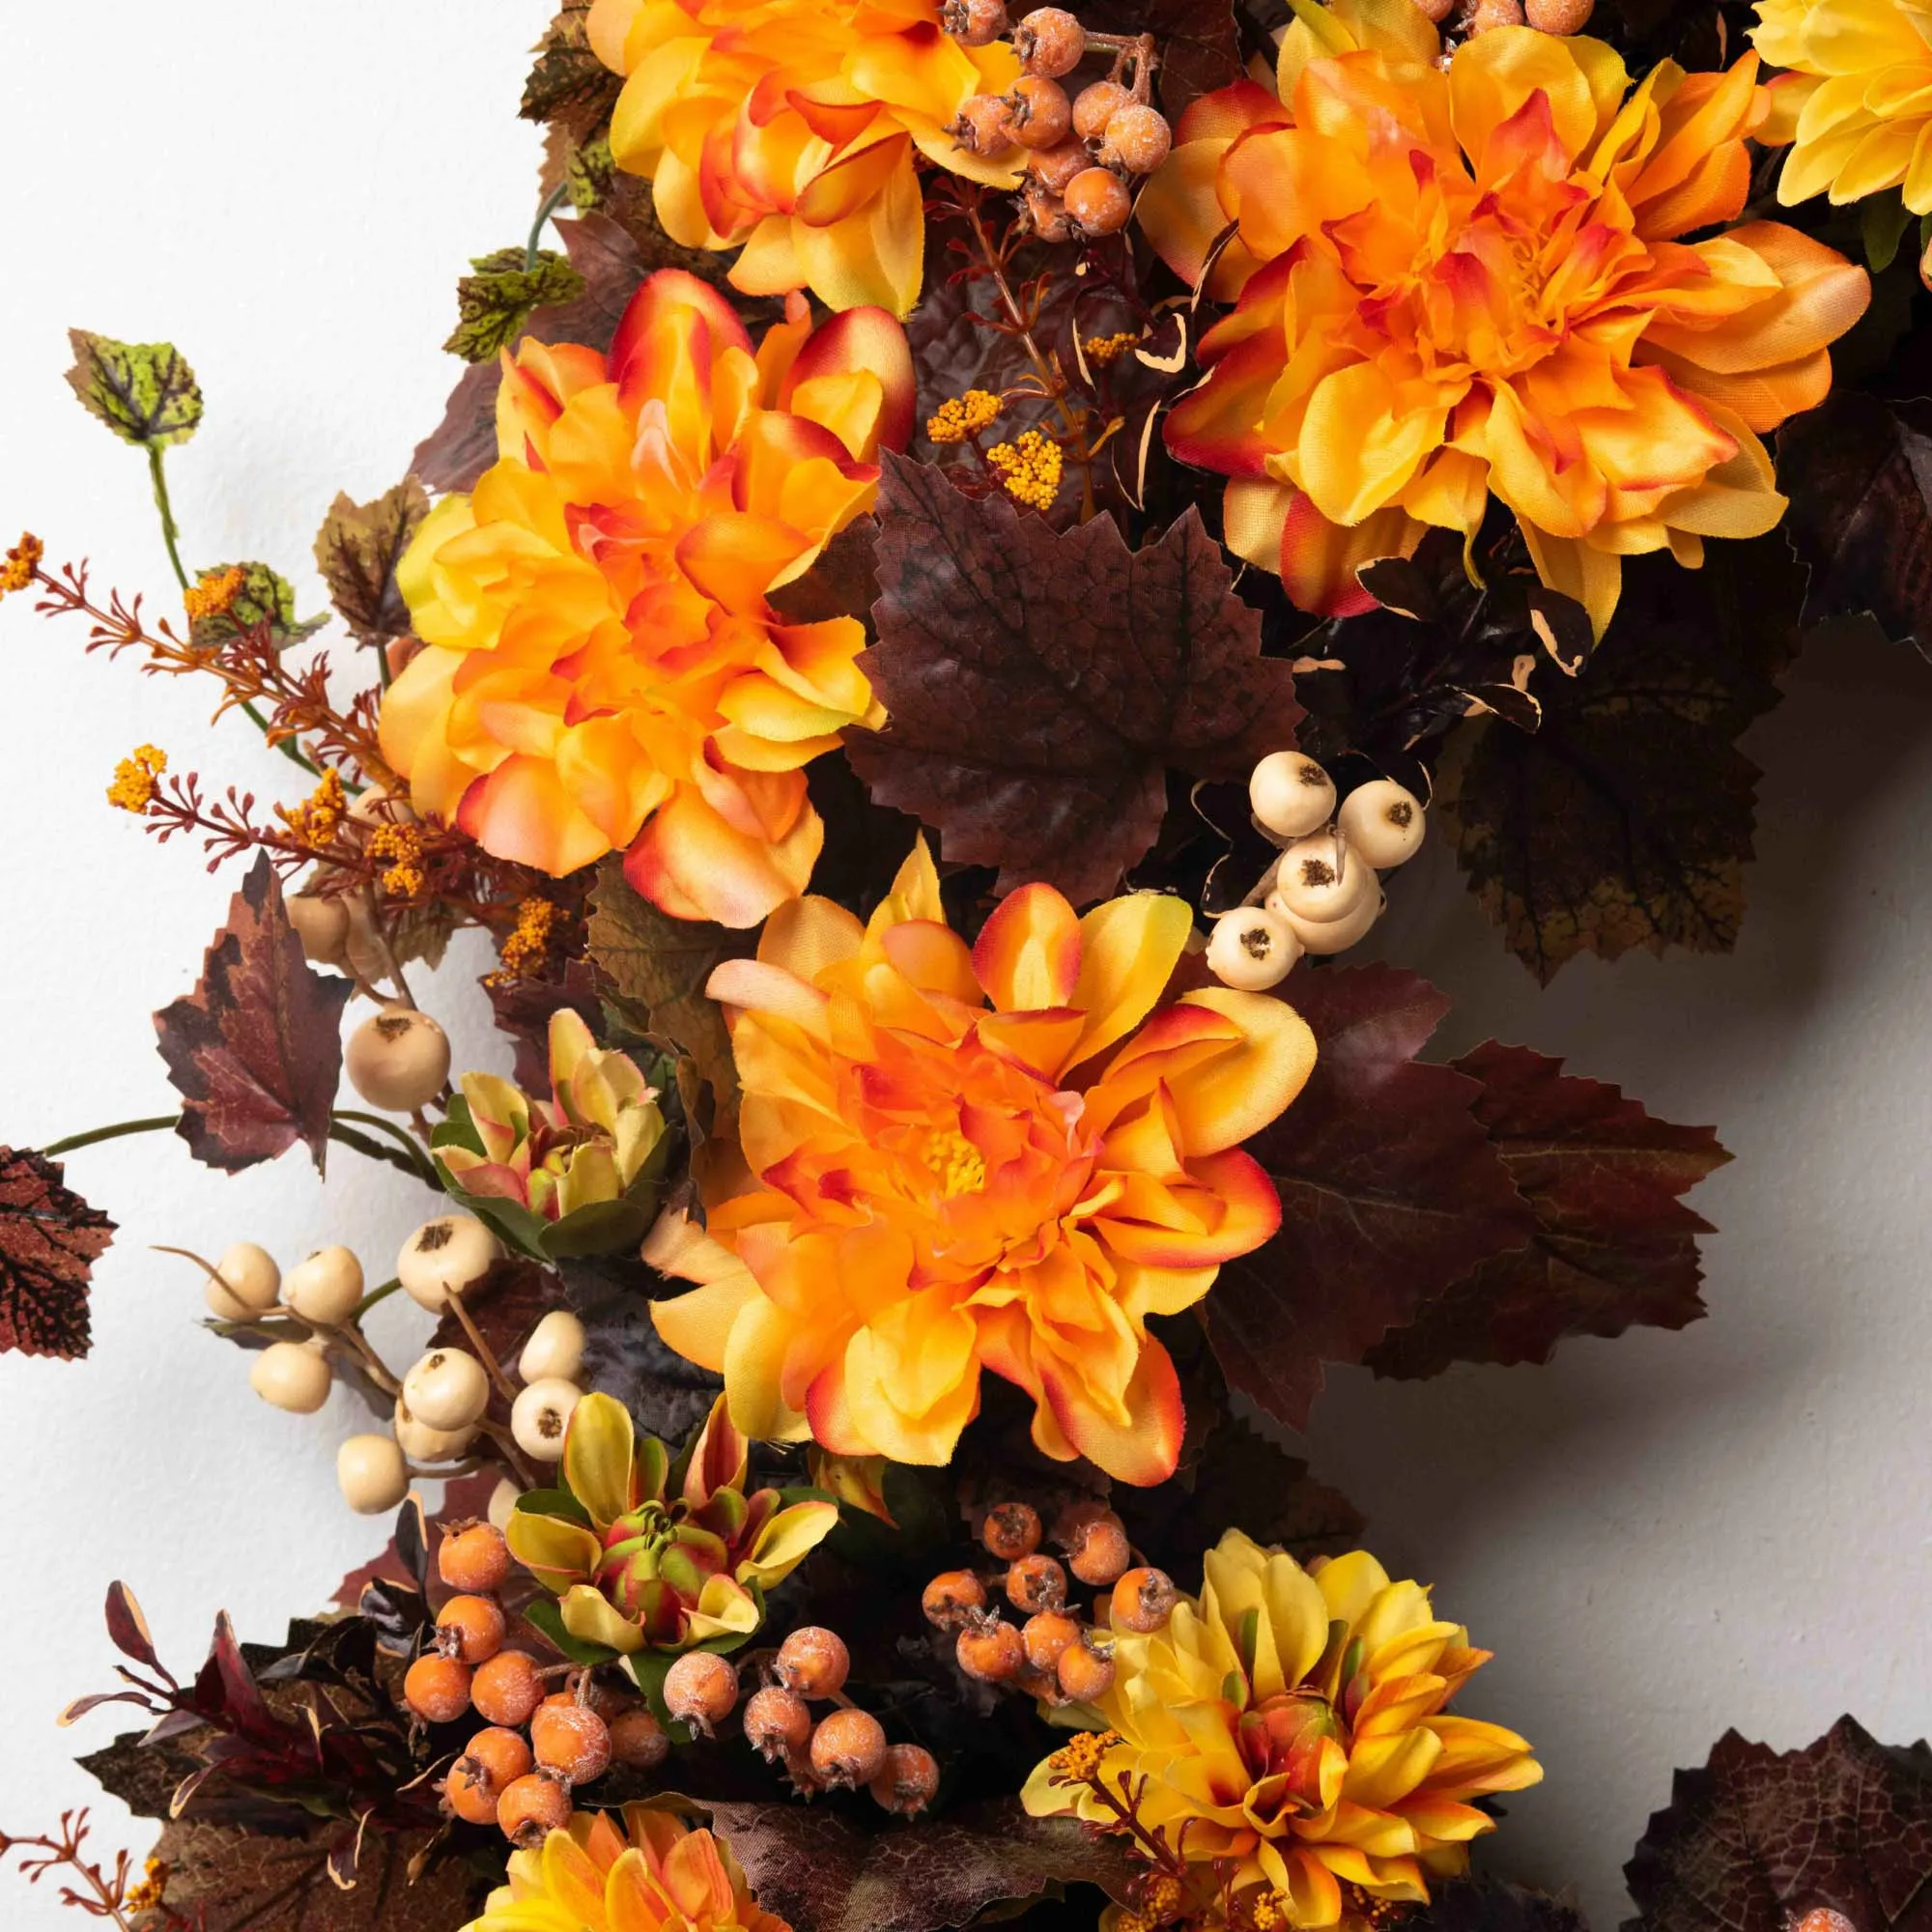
[444,1288,518,1404]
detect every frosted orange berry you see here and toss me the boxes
[1099,104,1170,174]
[1006,1552,1067,1615]
[942,0,1009,41]
[466,1725,533,1787]
[609,1705,670,1770]
[1469,0,1525,26]
[1023,181,1075,242]
[1064,167,1132,236]
[1066,1514,1131,1586]
[1009,75,1071,150]
[775,1626,850,1698]
[1028,137,1092,195]
[870,1742,941,1815]
[444,1757,500,1826]
[437,1594,506,1665]
[923,1570,988,1631]
[1022,1609,1081,1671]
[664,1650,739,1737]
[810,1707,889,1789]
[471,1650,545,1728]
[1056,1633,1117,1701]
[744,1686,814,1763]
[1525,0,1592,26]
[530,1701,612,1784]
[1015,7,1085,75]
[1110,1567,1179,1634]
[950,94,1014,156]
[956,1613,1025,1684]
[1072,78,1132,141]
[497,1771,571,1847]
[981,1502,1042,1561]
[438,1520,510,1594]
[404,1652,473,1724]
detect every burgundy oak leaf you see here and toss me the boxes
[1369,1042,1731,1378]
[1625,1718,1932,1932]
[848,453,1304,906]
[1779,389,1932,660]
[702,1798,1133,1932]
[0,1147,114,1359]
[1201,965,1535,1429]
[154,853,354,1174]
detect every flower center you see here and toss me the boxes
[919,1126,987,1198]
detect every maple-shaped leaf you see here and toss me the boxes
[141,1818,486,1932]
[1433,534,1802,982]
[154,853,354,1173]
[586,858,752,1132]
[1367,1042,1731,1378]
[848,454,1304,906]
[1201,965,1535,1429]
[313,477,430,647]
[1625,1718,1932,1932]
[0,1148,114,1359]
[702,1798,1133,1932]
[443,247,587,364]
[1779,389,1932,661]
[65,329,203,448]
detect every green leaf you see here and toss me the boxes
[518,1597,618,1666]
[188,561,327,648]
[1862,189,1914,272]
[567,135,616,212]
[513,1487,594,1528]
[443,248,587,364]
[65,330,204,448]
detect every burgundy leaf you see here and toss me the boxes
[849,454,1303,906]
[0,1146,114,1359]
[154,852,354,1173]
[484,954,605,1093]
[104,1581,163,1673]
[1369,1042,1731,1378]
[1625,1718,1932,1932]
[1201,966,1535,1428]
[703,1797,1134,1932]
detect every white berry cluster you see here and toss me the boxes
[200,1219,590,1520]
[1204,753,1428,992]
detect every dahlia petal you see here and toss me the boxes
[974,882,1083,1015]
[1283,494,1425,618]
[782,304,916,454]
[624,786,822,928]
[759,893,866,980]
[1224,476,1297,572]
[458,755,615,875]
[791,144,925,314]
[1039,1332,1185,1486]
[1065,892,1196,1072]
[1519,522,1625,639]
[722,1289,811,1441]
[648,1271,761,1375]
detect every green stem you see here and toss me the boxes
[526,181,572,270]
[327,1122,428,1179]
[355,1278,404,1321]
[148,447,189,592]
[333,1109,440,1184]
[42,1116,178,1158]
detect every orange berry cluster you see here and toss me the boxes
[923,1501,1178,1704]
[659,1629,943,1815]
[1419,0,1594,33]
[401,1521,670,1846]
[943,8,1172,240]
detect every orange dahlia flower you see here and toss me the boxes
[644,843,1317,1483]
[382,270,913,927]
[1137,0,1870,636]
[586,0,1023,315]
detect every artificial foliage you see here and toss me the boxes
[4,0,1929,1923]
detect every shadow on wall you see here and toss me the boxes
[1291,614,1932,1920]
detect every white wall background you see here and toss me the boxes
[2,6,1928,1927]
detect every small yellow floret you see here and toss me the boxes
[1047,1728,1120,1783]
[927,388,1003,444]
[106,744,167,813]
[122,1857,168,1914]
[0,532,43,595]
[368,821,427,897]
[183,565,246,623]
[986,430,1063,510]
[278,769,347,849]
[1082,330,1140,367]
[494,896,560,982]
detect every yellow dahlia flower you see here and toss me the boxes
[463,1804,789,1932]
[586,0,1023,315]
[644,842,1317,1484]
[1137,0,1870,637]
[1752,0,1932,211]
[382,270,913,927]
[1023,1531,1542,1929]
